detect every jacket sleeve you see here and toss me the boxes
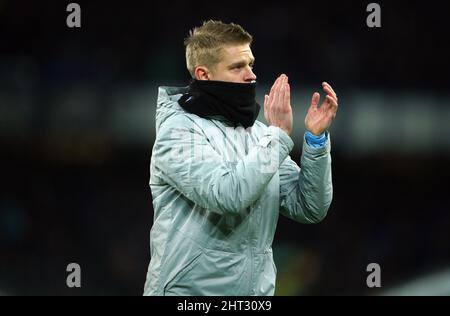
[152,115,294,215]
[279,133,333,223]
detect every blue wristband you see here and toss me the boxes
[305,131,327,148]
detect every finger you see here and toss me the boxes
[284,82,291,111]
[325,95,338,113]
[270,76,281,94]
[264,94,271,112]
[322,84,337,102]
[268,93,276,122]
[275,74,284,92]
[277,76,286,111]
[270,76,282,106]
[323,85,336,98]
[268,77,280,107]
[311,92,320,110]
[321,95,333,110]
[276,74,285,87]
[322,82,338,101]
[268,77,278,109]
[326,106,337,120]
[328,95,339,116]
[269,80,279,120]
[322,82,335,94]
[264,95,270,122]
[326,95,337,106]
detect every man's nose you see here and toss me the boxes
[245,67,257,82]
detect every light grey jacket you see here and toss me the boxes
[144,86,333,296]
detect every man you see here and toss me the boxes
[144,20,338,296]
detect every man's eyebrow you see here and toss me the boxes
[228,58,255,68]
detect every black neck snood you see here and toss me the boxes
[178,80,261,128]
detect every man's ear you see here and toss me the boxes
[194,66,210,80]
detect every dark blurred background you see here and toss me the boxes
[1,0,450,295]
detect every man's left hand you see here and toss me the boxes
[304,82,338,135]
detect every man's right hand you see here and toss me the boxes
[264,74,293,136]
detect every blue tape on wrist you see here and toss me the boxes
[305,131,327,148]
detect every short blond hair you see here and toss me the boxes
[184,20,253,78]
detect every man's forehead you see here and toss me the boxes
[222,44,254,61]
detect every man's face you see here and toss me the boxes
[201,44,257,83]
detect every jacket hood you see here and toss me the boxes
[155,86,188,134]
